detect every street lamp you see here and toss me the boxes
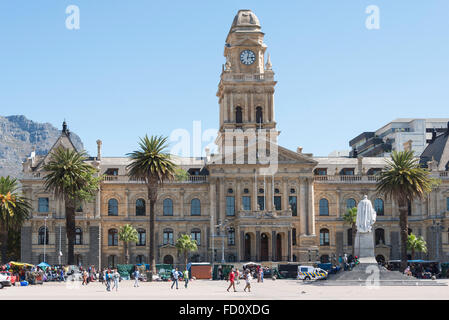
[215,219,230,263]
[431,220,444,262]
[43,216,48,263]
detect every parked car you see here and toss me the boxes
[0,272,12,289]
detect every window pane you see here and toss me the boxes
[226,196,235,216]
[319,199,328,216]
[136,199,146,216]
[108,199,118,216]
[274,196,281,210]
[257,196,265,210]
[242,196,251,211]
[346,199,356,209]
[289,196,297,216]
[191,199,201,216]
[163,199,173,216]
[38,198,49,212]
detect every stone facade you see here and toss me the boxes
[20,10,449,268]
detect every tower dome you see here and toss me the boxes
[230,9,261,32]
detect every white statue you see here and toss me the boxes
[356,195,376,233]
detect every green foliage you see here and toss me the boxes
[118,224,138,244]
[343,207,357,226]
[0,176,31,262]
[407,233,428,258]
[126,135,177,189]
[43,147,101,203]
[376,150,433,203]
[175,168,190,181]
[175,234,198,265]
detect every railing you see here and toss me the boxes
[102,175,208,184]
[314,175,379,184]
[221,73,274,82]
[238,210,292,219]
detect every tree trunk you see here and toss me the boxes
[65,195,76,265]
[185,251,188,270]
[411,248,415,261]
[398,200,409,272]
[125,243,129,264]
[149,199,156,279]
[0,221,8,264]
[352,224,356,257]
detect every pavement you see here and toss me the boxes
[2,278,449,300]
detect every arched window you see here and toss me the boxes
[191,229,201,245]
[38,227,49,245]
[75,227,82,245]
[191,198,201,216]
[137,229,146,246]
[136,199,146,216]
[108,199,118,216]
[227,254,236,262]
[163,198,173,216]
[319,198,329,216]
[375,228,385,245]
[346,198,356,209]
[136,255,145,264]
[108,255,117,268]
[163,229,174,245]
[374,198,384,216]
[108,229,118,246]
[235,107,242,123]
[228,227,235,245]
[256,106,263,124]
[347,228,353,246]
[320,255,330,263]
[320,228,330,246]
[76,254,83,266]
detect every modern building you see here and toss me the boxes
[20,10,449,268]
[349,118,449,158]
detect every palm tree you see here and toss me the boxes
[118,224,138,264]
[127,135,176,279]
[407,233,427,260]
[343,207,357,257]
[43,147,101,265]
[0,176,31,263]
[376,150,434,271]
[175,234,198,268]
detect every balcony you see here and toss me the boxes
[314,175,379,184]
[221,73,274,82]
[102,175,208,184]
[237,210,292,219]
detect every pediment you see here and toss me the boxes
[35,133,79,171]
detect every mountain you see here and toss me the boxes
[0,115,84,179]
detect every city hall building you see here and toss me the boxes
[20,10,449,268]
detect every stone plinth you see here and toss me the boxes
[354,231,374,258]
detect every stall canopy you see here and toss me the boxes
[37,262,50,268]
[9,261,34,267]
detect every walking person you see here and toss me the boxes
[183,269,189,288]
[134,267,140,287]
[260,267,264,283]
[227,269,237,292]
[171,268,179,289]
[235,269,240,285]
[82,270,88,285]
[112,269,120,291]
[244,269,251,292]
[105,269,111,292]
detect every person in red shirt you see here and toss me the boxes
[227,269,237,292]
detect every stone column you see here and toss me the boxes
[236,178,241,213]
[282,177,288,212]
[209,179,216,262]
[271,230,276,261]
[266,177,272,211]
[287,230,292,261]
[256,231,261,261]
[180,188,185,218]
[219,178,225,223]
[253,175,258,211]
[299,178,307,235]
[307,178,316,235]
[125,189,130,218]
[240,230,245,262]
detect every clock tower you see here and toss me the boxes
[216,10,278,154]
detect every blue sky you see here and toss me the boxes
[0,1,448,157]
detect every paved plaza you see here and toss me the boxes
[1,279,449,300]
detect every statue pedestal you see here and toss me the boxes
[354,231,375,259]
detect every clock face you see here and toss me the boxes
[240,50,256,65]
